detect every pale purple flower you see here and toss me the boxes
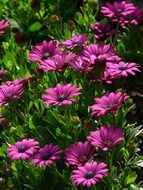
[42,83,81,106]
[105,61,141,79]
[101,1,136,26]
[65,142,95,166]
[29,40,60,63]
[0,20,10,35]
[70,56,93,72]
[87,126,123,151]
[0,79,25,106]
[90,22,116,41]
[39,53,76,72]
[62,34,88,49]
[31,144,62,167]
[90,92,129,116]
[81,43,120,66]
[7,139,39,160]
[71,162,108,187]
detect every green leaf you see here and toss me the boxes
[56,127,62,136]
[29,118,36,130]
[125,172,137,185]
[8,18,20,29]
[29,22,42,32]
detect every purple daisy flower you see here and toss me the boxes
[87,126,123,151]
[65,142,95,166]
[7,139,39,160]
[31,144,62,167]
[81,43,120,66]
[62,34,88,49]
[70,56,93,72]
[39,53,76,72]
[105,61,141,79]
[0,20,10,35]
[90,22,116,41]
[101,1,136,26]
[29,40,60,63]
[71,162,108,187]
[90,92,129,116]
[42,83,81,106]
[0,79,25,106]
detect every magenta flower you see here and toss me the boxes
[87,126,123,151]
[42,83,81,106]
[65,142,95,166]
[81,43,120,66]
[29,40,60,63]
[71,162,108,187]
[105,61,140,79]
[70,56,93,72]
[0,20,10,35]
[7,139,39,160]
[101,1,136,26]
[90,22,116,41]
[90,92,129,116]
[0,79,25,106]
[31,144,62,167]
[39,53,76,72]
[62,34,88,49]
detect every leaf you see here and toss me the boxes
[8,18,20,29]
[29,118,36,130]
[125,172,137,185]
[29,22,42,32]
[56,127,62,137]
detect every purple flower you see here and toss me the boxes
[7,139,39,160]
[101,1,136,26]
[71,162,108,187]
[62,34,88,49]
[105,61,141,79]
[81,43,120,66]
[29,40,60,63]
[65,142,95,166]
[70,56,93,72]
[31,144,62,167]
[42,83,81,106]
[0,20,10,35]
[90,92,129,116]
[0,79,25,106]
[90,22,116,41]
[87,126,123,151]
[39,53,76,72]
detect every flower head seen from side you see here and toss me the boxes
[29,40,60,63]
[0,20,10,35]
[81,43,120,66]
[87,126,123,151]
[65,142,95,166]
[62,34,88,49]
[39,53,76,72]
[71,162,108,187]
[101,1,136,26]
[42,83,81,106]
[0,79,25,106]
[31,144,62,167]
[90,22,116,41]
[90,92,129,117]
[105,61,141,79]
[70,56,93,72]
[7,139,39,160]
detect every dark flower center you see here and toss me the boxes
[57,94,66,102]
[107,103,113,108]
[78,155,87,163]
[42,153,52,160]
[103,140,112,147]
[42,52,50,60]
[72,39,79,45]
[116,8,123,13]
[18,145,27,153]
[84,171,94,179]
[119,66,127,71]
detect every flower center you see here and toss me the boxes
[84,171,94,179]
[103,140,112,147]
[119,66,127,71]
[107,103,113,108]
[116,8,122,13]
[42,52,50,60]
[72,39,79,45]
[78,155,87,163]
[42,153,52,160]
[57,94,66,102]
[18,145,26,153]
